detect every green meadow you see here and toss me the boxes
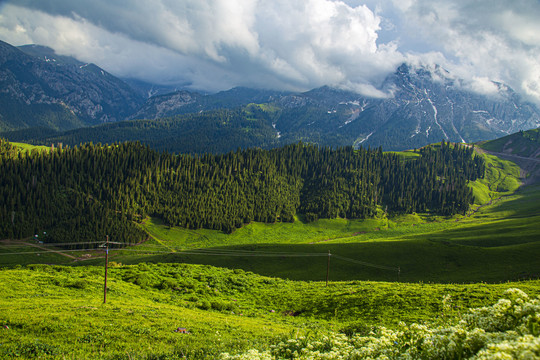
[1,146,539,359]
[1,263,539,359]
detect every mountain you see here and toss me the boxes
[0,41,144,131]
[272,64,540,150]
[2,39,539,152]
[18,44,86,67]
[121,78,185,99]
[129,87,288,120]
[4,107,279,154]
[123,64,540,152]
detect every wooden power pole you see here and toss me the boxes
[326,250,331,287]
[100,235,121,304]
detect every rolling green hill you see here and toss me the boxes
[0,139,482,246]
[479,127,540,157]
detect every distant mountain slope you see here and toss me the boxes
[126,64,540,152]
[18,44,86,67]
[5,106,279,154]
[0,41,144,131]
[130,87,288,120]
[478,127,540,185]
[479,127,540,158]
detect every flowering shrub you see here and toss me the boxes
[220,288,540,359]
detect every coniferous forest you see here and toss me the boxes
[0,139,484,246]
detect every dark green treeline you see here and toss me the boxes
[0,139,484,246]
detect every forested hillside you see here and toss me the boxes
[0,139,483,245]
[1,107,280,154]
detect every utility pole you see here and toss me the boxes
[397,266,401,282]
[103,235,109,304]
[100,235,121,304]
[326,250,331,287]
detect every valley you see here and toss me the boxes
[0,133,539,358]
[0,38,539,360]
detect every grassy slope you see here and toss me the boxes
[479,128,540,157]
[468,152,521,204]
[1,263,539,359]
[0,265,293,359]
[10,141,50,153]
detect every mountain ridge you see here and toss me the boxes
[1,40,540,151]
[0,40,144,131]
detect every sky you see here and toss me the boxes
[1,0,539,104]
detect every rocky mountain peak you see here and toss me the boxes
[0,41,144,131]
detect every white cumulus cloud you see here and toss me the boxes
[0,0,539,105]
[0,0,405,94]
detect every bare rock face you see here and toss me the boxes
[129,91,202,120]
[0,41,144,131]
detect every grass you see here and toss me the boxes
[140,216,389,250]
[0,242,72,266]
[479,128,540,157]
[10,142,51,153]
[1,263,539,359]
[468,152,521,205]
[385,150,421,160]
[0,265,294,359]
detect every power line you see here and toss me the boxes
[119,248,328,257]
[332,254,398,271]
[181,248,326,255]
[0,243,400,274]
[0,241,105,247]
[0,248,326,257]
[0,248,106,255]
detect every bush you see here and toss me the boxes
[157,278,177,290]
[304,213,318,223]
[220,288,540,359]
[66,279,88,289]
[197,300,211,310]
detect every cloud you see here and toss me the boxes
[1,0,539,105]
[392,0,540,103]
[0,0,405,94]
